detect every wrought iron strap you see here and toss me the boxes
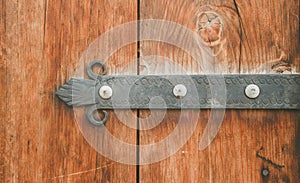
[56,74,300,110]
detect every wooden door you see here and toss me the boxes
[1,0,299,182]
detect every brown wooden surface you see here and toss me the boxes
[1,0,299,182]
[1,0,137,182]
[139,0,299,182]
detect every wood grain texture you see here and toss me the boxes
[236,0,300,74]
[1,0,137,182]
[1,0,299,182]
[0,0,7,180]
[139,0,299,182]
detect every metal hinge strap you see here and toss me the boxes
[56,61,300,125]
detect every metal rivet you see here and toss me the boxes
[173,84,187,98]
[245,84,260,99]
[99,85,112,99]
[261,168,270,177]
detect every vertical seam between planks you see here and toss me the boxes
[43,0,47,52]
[136,0,141,182]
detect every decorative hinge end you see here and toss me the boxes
[56,79,76,106]
[56,78,97,107]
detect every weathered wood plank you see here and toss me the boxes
[2,0,137,182]
[139,0,299,182]
[0,0,7,180]
[2,1,46,181]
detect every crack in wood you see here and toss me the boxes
[232,0,242,72]
[256,147,285,170]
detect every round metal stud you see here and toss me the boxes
[261,168,270,177]
[245,84,260,99]
[173,84,187,98]
[99,85,113,99]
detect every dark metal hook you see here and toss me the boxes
[87,60,107,80]
[86,105,108,126]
